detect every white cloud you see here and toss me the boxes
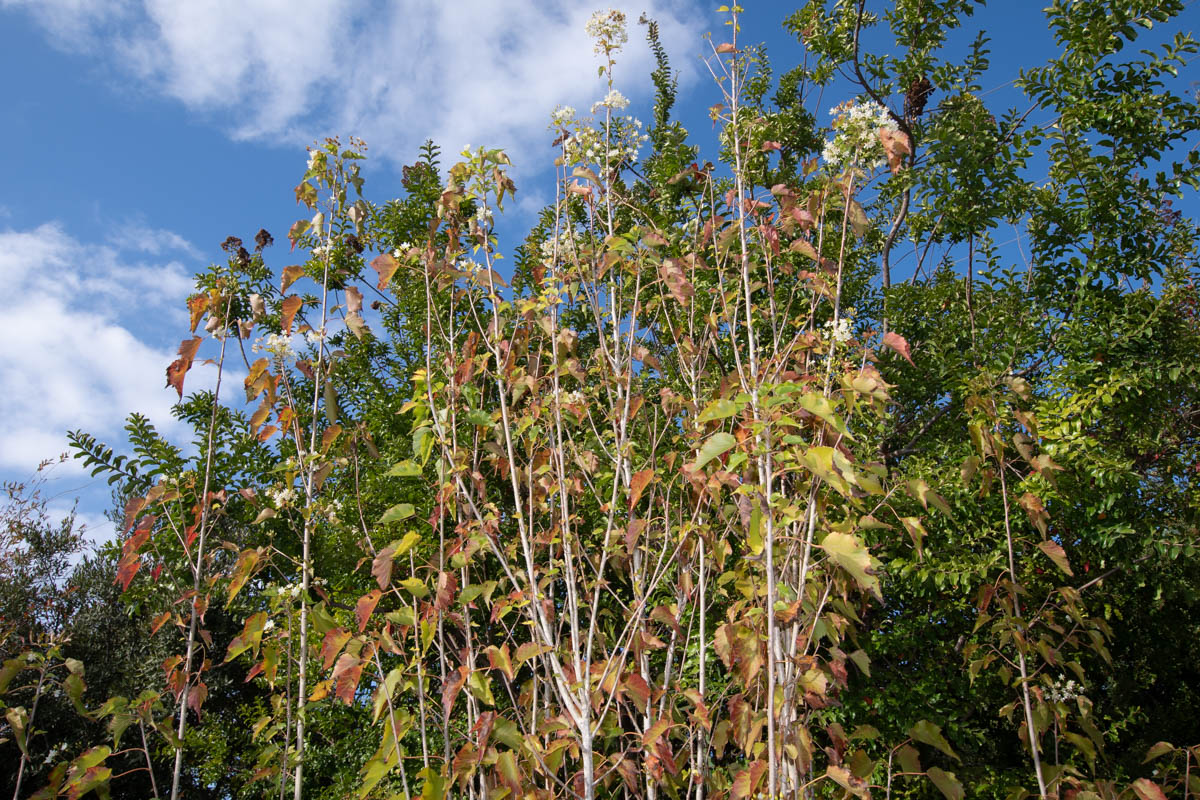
[2,0,704,173]
[0,222,210,473]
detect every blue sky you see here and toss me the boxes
[0,1,1189,542]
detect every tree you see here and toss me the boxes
[15,3,1199,799]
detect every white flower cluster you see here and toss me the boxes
[592,89,629,114]
[563,390,586,406]
[1046,677,1082,703]
[307,149,325,172]
[540,230,577,265]
[821,100,899,170]
[826,316,854,343]
[254,332,296,361]
[585,9,627,55]
[551,106,576,127]
[560,113,647,166]
[305,328,326,347]
[269,486,297,508]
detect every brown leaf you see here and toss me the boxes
[345,285,363,314]
[878,127,911,175]
[435,570,458,612]
[188,294,210,333]
[371,543,396,590]
[355,589,382,632]
[166,337,203,399]
[716,42,737,54]
[186,681,208,718]
[442,665,468,720]
[881,331,914,365]
[370,254,399,290]
[1020,492,1049,536]
[280,295,303,334]
[281,265,306,292]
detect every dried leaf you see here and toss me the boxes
[165,337,203,399]
[371,254,399,290]
[281,265,305,292]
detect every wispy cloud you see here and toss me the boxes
[0,221,202,473]
[3,0,705,172]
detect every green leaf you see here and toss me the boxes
[691,432,737,470]
[386,460,422,477]
[927,767,964,800]
[400,577,429,599]
[697,397,744,424]
[910,719,959,761]
[379,503,415,524]
[798,392,851,438]
[1143,741,1174,763]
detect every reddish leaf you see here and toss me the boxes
[345,285,364,314]
[622,673,652,712]
[332,653,364,704]
[442,665,468,720]
[486,644,515,682]
[166,337,203,399]
[716,42,736,54]
[122,496,146,534]
[150,612,172,635]
[356,589,382,632]
[287,219,309,250]
[628,468,655,510]
[280,296,303,334]
[760,140,782,152]
[115,553,141,591]
[1037,540,1074,576]
[371,254,399,290]
[321,628,352,671]
[730,760,768,800]
[186,680,208,718]
[1132,779,1169,800]
[281,265,305,292]
[659,258,694,305]
[881,331,914,365]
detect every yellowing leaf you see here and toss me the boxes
[380,503,415,524]
[697,397,744,424]
[821,531,881,599]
